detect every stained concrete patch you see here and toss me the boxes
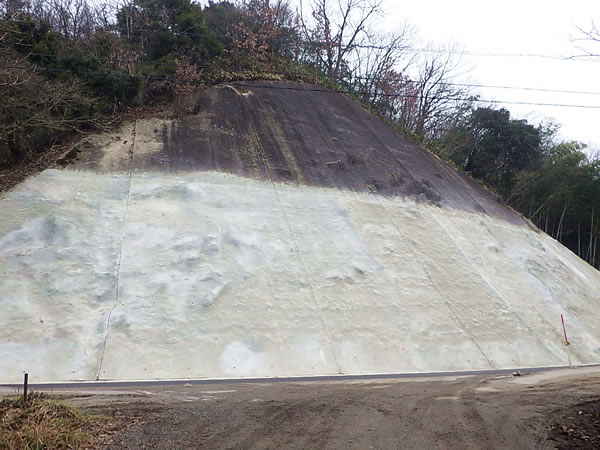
[67,82,525,224]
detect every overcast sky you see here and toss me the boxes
[379,0,600,150]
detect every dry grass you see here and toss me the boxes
[0,392,102,449]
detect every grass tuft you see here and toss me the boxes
[0,391,100,449]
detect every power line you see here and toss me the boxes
[68,29,600,62]
[7,51,600,97]
[463,98,600,110]
[442,82,600,97]
[4,19,598,63]
[26,52,211,69]
[115,32,600,62]
[229,82,600,109]
[6,64,600,109]
[3,65,312,84]
[345,75,600,96]
[408,47,596,62]
[5,65,176,81]
[343,42,595,61]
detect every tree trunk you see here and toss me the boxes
[528,196,534,218]
[589,208,594,265]
[593,225,598,268]
[556,199,569,241]
[578,218,581,257]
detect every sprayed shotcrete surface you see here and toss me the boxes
[1,81,600,383]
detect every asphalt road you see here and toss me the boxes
[2,364,587,390]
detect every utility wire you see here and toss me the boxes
[440,82,600,97]
[344,74,600,96]
[6,64,600,109]
[4,19,598,62]
[25,52,212,69]
[229,82,600,109]
[405,47,596,62]
[5,65,178,81]
[6,51,600,97]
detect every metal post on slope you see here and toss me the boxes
[561,314,569,346]
[23,373,28,404]
[561,314,572,368]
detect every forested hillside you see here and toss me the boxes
[1,0,598,269]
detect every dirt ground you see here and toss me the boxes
[2,367,597,449]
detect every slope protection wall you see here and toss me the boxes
[1,82,599,383]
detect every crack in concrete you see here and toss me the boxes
[95,120,137,381]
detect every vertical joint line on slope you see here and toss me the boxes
[426,208,556,363]
[241,96,342,374]
[370,195,496,370]
[95,120,137,381]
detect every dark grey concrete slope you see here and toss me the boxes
[117,80,526,224]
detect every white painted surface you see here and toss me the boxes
[1,165,600,383]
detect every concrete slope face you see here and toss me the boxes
[1,81,599,383]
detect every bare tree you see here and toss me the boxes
[91,1,117,32]
[1,0,28,18]
[4,0,102,43]
[347,27,414,102]
[300,0,382,81]
[395,47,470,137]
[0,51,95,163]
[571,21,600,58]
[48,0,97,43]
